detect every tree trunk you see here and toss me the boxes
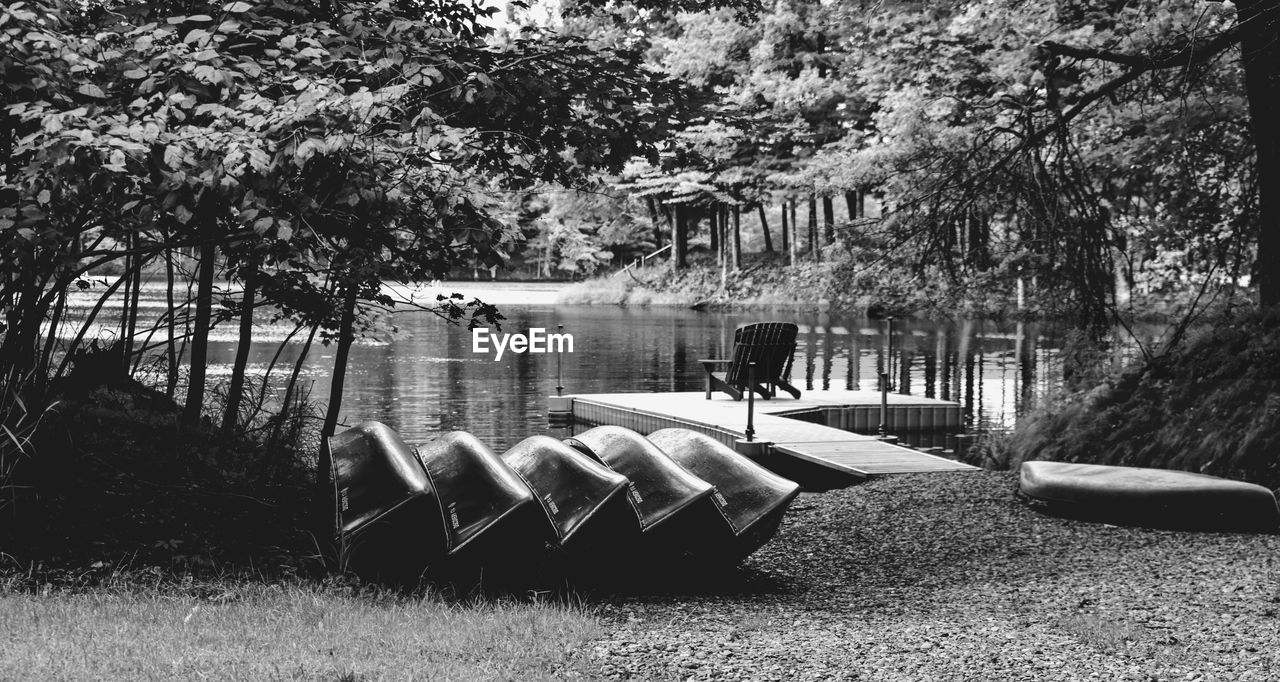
[757,205,774,252]
[267,322,318,471]
[320,284,359,484]
[123,244,144,373]
[1239,0,1280,306]
[164,243,179,399]
[807,194,820,262]
[645,197,663,249]
[182,237,218,427]
[732,205,741,270]
[222,261,259,434]
[718,208,727,289]
[788,199,798,266]
[674,204,688,269]
[709,204,720,255]
[119,234,135,371]
[37,236,81,385]
[846,189,866,220]
[822,196,835,243]
[780,202,790,259]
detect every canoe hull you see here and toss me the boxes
[1019,460,1280,531]
[647,428,800,561]
[416,431,549,573]
[564,426,723,562]
[328,421,447,581]
[501,435,640,552]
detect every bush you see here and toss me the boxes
[1006,310,1280,488]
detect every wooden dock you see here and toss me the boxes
[548,390,978,479]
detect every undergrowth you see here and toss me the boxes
[997,309,1280,488]
[0,366,327,576]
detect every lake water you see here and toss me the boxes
[61,280,1167,461]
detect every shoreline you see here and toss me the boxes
[575,471,1280,679]
[5,471,1275,678]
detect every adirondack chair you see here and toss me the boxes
[699,322,802,401]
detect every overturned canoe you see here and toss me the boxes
[1019,461,1280,532]
[328,421,447,579]
[647,429,800,560]
[417,431,548,562]
[564,426,723,560]
[501,436,639,552]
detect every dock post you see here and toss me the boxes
[885,316,894,391]
[879,316,893,438]
[555,324,564,397]
[746,362,756,441]
[878,371,888,438]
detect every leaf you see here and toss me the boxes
[184,29,210,44]
[173,205,194,224]
[222,1,253,12]
[253,217,273,233]
[36,189,51,205]
[164,145,184,169]
[123,68,147,79]
[77,84,106,99]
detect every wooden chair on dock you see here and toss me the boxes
[700,322,802,401]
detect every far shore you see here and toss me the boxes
[383,279,571,307]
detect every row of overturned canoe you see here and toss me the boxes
[328,422,801,582]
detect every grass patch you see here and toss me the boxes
[556,275,694,306]
[1056,613,1183,666]
[0,579,600,680]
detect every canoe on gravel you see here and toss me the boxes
[328,421,448,579]
[647,428,800,560]
[501,435,640,551]
[416,431,548,561]
[564,426,722,560]
[1019,461,1280,532]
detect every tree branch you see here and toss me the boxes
[1042,25,1241,71]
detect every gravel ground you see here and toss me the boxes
[571,471,1280,681]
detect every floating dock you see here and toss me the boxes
[548,390,978,479]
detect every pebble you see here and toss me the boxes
[566,472,1280,680]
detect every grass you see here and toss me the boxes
[556,275,695,306]
[1056,613,1183,666]
[0,578,601,680]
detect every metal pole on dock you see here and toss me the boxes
[878,316,893,438]
[885,316,894,391]
[746,362,756,441]
[555,324,564,397]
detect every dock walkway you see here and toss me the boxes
[551,390,979,479]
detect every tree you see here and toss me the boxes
[0,0,704,482]
[1041,0,1280,306]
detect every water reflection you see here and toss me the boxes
[66,284,1164,453]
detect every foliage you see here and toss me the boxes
[0,0,690,438]
[1008,310,1280,488]
[0,0,711,565]
[0,367,56,513]
[566,0,1265,331]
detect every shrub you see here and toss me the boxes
[1007,310,1280,488]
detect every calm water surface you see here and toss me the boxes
[67,281,1167,457]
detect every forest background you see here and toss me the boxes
[2,0,1279,571]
